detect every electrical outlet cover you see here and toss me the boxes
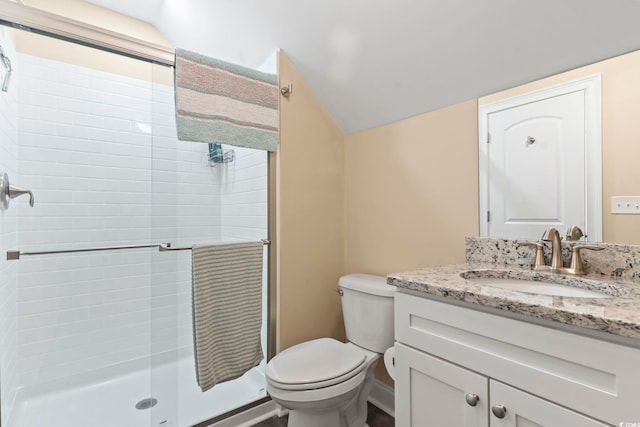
[611,196,640,214]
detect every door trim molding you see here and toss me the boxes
[478,74,602,241]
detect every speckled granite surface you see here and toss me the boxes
[466,237,640,280]
[389,238,640,340]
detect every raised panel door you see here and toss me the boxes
[395,343,489,427]
[489,381,609,427]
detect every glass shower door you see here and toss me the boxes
[0,22,270,427]
[1,27,158,427]
[148,61,270,426]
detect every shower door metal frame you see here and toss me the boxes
[0,0,174,66]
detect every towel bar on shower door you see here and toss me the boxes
[158,240,271,252]
[6,243,171,260]
[7,240,271,260]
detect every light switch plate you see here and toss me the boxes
[611,196,640,214]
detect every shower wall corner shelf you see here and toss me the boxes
[208,148,235,166]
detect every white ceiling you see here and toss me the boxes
[89,0,640,134]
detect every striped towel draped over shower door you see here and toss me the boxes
[174,48,279,152]
[191,242,264,392]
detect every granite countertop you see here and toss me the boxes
[388,264,640,340]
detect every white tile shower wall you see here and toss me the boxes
[154,93,269,354]
[151,82,225,354]
[219,146,269,366]
[0,27,20,426]
[220,147,268,242]
[14,54,236,389]
[16,53,154,388]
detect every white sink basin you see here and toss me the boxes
[464,276,611,298]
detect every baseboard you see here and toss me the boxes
[206,399,279,427]
[368,380,395,418]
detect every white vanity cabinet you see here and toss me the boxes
[394,291,640,427]
[396,344,608,426]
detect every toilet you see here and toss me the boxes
[266,274,395,427]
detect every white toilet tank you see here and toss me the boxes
[339,274,395,353]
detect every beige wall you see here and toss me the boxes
[275,52,347,352]
[345,100,480,276]
[344,99,479,386]
[481,50,640,244]
[273,55,481,386]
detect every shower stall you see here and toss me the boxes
[0,16,273,427]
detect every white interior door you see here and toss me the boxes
[479,76,602,241]
[488,91,584,239]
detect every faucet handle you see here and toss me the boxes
[519,242,543,248]
[519,242,547,270]
[572,245,604,255]
[569,245,604,275]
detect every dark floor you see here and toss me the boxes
[251,402,394,427]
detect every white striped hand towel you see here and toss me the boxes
[191,242,264,392]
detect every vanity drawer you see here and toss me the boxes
[395,292,640,425]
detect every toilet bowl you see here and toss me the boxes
[266,274,395,427]
[267,339,380,427]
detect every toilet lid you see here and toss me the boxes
[267,338,366,385]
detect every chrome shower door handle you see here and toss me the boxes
[0,173,35,208]
[9,185,34,207]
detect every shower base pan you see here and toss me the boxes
[10,354,269,427]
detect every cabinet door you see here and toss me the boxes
[489,381,609,427]
[395,343,489,427]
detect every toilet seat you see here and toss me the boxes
[266,338,367,391]
[267,368,368,404]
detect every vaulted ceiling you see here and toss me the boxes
[89,0,640,134]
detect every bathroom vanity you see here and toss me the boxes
[389,238,640,427]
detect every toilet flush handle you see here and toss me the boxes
[336,288,344,296]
